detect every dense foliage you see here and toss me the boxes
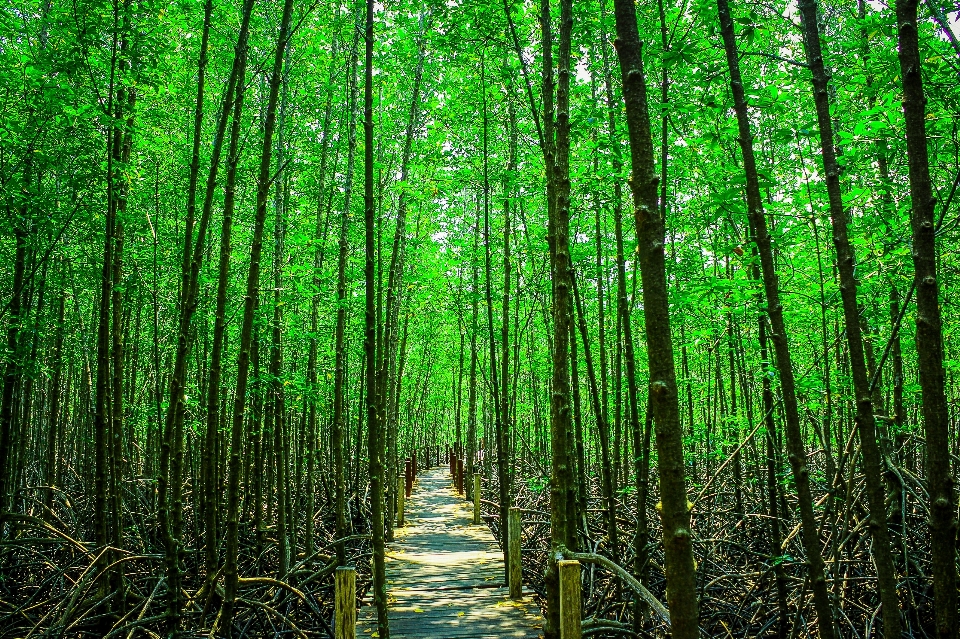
[0,0,958,636]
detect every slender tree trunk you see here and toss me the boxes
[713,1,835,635]
[543,0,579,634]
[571,273,617,552]
[158,0,239,626]
[499,74,517,565]
[221,0,293,625]
[109,61,135,589]
[890,288,904,437]
[380,32,426,542]
[270,86,290,577]
[93,16,119,579]
[600,0,646,585]
[727,311,743,519]
[569,313,587,526]
[759,319,790,637]
[365,0,390,631]
[795,2,901,633]
[333,25,360,567]
[456,329,465,458]
[895,2,959,635]
[478,55,511,582]
[0,195,28,521]
[201,37,246,591]
[466,221,480,508]
[44,270,66,518]
[611,1,699,635]
[305,8,341,563]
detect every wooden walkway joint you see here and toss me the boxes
[356,467,543,638]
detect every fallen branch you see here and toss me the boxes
[556,546,670,628]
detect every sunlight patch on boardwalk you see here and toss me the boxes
[357,468,543,638]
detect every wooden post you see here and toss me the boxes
[558,559,581,639]
[334,566,356,639]
[473,473,482,524]
[509,507,522,599]
[397,474,405,527]
[457,458,465,494]
[405,459,412,497]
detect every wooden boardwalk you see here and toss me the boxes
[357,467,543,638]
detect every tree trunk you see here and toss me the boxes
[895,1,959,635]
[713,0,836,635]
[158,0,238,627]
[611,0,699,635]
[221,0,293,625]
[543,0,580,634]
[365,0,390,631]
[571,273,617,553]
[796,1,901,633]
[201,33,246,591]
[466,221,480,509]
[0,196,28,521]
[333,24,360,567]
[380,31,426,543]
[44,268,66,518]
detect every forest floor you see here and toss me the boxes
[356,468,543,638]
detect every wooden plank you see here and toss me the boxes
[356,468,543,638]
[335,567,357,639]
[558,560,581,639]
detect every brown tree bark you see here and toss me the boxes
[0,189,28,521]
[332,24,360,567]
[159,0,242,627]
[466,221,480,511]
[571,273,617,553]
[543,0,580,634]
[499,74,517,579]
[221,0,294,626]
[796,1,901,633]
[43,268,66,518]
[895,1,959,635]
[200,30,247,592]
[611,0,699,636]
[381,31,426,542]
[365,0,390,631]
[713,0,836,635]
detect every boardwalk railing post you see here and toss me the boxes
[509,507,522,599]
[334,566,356,639]
[405,459,412,497]
[473,473,481,524]
[397,474,405,527]
[558,559,581,639]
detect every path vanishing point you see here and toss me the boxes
[356,467,543,638]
